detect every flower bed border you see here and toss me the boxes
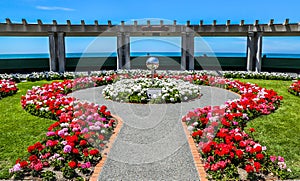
[181,119,208,181]
[90,114,123,181]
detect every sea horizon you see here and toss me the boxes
[1,52,300,59]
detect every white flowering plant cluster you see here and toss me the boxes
[222,71,298,80]
[102,77,201,103]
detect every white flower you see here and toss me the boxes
[187,126,194,131]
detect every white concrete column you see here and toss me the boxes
[247,33,254,71]
[187,33,195,70]
[181,32,187,70]
[57,32,66,72]
[124,33,131,70]
[246,32,263,72]
[48,32,57,72]
[117,33,122,70]
[255,32,263,72]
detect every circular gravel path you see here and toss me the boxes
[71,86,240,180]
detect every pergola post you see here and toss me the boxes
[255,32,263,72]
[48,32,66,72]
[247,31,263,72]
[57,32,66,73]
[48,32,57,72]
[124,33,131,69]
[181,32,194,70]
[117,32,131,70]
[181,32,187,70]
[187,32,195,70]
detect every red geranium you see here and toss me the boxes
[68,161,77,169]
[79,140,87,146]
[254,162,261,172]
[245,164,254,173]
[256,153,264,160]
[236,150,243,159]
[89,149,99,156]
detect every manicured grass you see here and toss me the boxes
[0,81,54,179]
[238,79,300,178]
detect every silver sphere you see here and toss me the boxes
[146,57,159,70]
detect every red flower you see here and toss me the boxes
[254,162,261,172]
[245,164,254,173]
[79,140,87,146]
[236,150,243,159]
[34,142,44,151]
[249,128,255,132]
[202,145,212,154]
[254,145,262,153]
[20,161,28,168]
[256,153,264,160]
[239,141,247,148]
[191,130,203,138]
[234,134,243,142]
[68,161,77,169]
[29,155,38,162]
[72,148,79,154]
[98,134,105,140]
[89,149,99,156]
[27,145,35,153]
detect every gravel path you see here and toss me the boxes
[71,86,240,181]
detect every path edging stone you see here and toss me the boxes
[90,114,124,181]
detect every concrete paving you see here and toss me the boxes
[71,86,239,181]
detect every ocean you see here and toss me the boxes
[0,52,300,59]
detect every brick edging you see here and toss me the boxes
[181,121,208,181]
[90,114,123,181]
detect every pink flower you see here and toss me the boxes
[46,131,55,136]
[33,162,43,171]
[211,163,219,171]
[63,145,72,153]
[9,163,21,173]
[270,155,277,162]
[278,156,285,162]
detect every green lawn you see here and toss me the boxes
[238,79,300,178]
[0,79,299,179]
[0,81,54,179]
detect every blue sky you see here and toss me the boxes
[0,0,300,54]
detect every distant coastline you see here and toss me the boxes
[1,52,300,59]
